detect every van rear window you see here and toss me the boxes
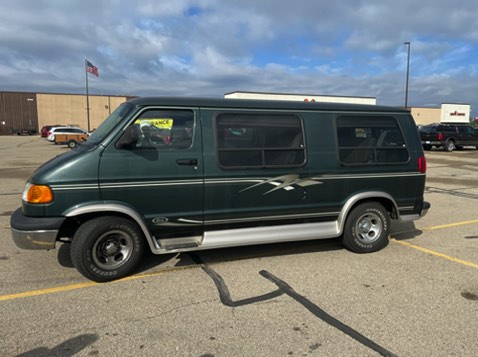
[216,113,305,168]
[336,116,409,165]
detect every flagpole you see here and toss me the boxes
[85,58,91,132]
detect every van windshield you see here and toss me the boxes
[87,102,133,145]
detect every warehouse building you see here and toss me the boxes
[226,92,472,126]
[411,103,471,126]
[224,91,377,105]
[0,91,132,135]
[1,90,472,135]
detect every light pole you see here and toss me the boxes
[404,42,411,109]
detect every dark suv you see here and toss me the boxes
[419,123,478,151]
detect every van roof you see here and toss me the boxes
[128,96,409,114]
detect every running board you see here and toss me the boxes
[158,236,202,250]
[152,221,340,254]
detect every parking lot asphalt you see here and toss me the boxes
[0,136,477,357]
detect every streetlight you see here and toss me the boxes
[404,42,411,109]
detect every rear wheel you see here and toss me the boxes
[71,216,145,282]
[444,140,455,152]
[342,202,390,253]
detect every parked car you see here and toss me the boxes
[419,123,478,151]
[16,129,36,135]
[54,133,88,148]
[41,125,62,138]
[47,126,88,143]
[11,97,429,282]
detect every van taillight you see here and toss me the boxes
[437,132,444,140]
[418,155,427,173]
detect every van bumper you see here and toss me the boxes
[421,140,442,146]
[421,201,431,217]
[10,208,65,250]
[400,201,431,222]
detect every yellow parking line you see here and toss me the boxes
[2,219,477,302]
[391,239,478,270]
[0,281,98,301]
[0,265,198,302]
[421,219,478,231]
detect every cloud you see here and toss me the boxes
[1,0,478,114]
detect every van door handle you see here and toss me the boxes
[176,158,198,166]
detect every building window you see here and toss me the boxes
[336,116,409,165]
[216,113,305,168]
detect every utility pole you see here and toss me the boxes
[404,42,411,109]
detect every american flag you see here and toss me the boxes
[86,60,99,77]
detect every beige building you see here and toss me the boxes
[0,91,131,135]
[410,107,441,125]
[411,103,471,126]
[36,93,129,131]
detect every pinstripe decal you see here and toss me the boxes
[50,172,424,192]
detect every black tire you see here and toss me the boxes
[444,140,455,152]
[342,202,390,253]
[71,216,145,282]
[423,144,432,151]
[68,140,77,148]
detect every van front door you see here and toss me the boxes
[98,108,203,239]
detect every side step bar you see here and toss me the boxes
[153,220,340,254]
[158,236,201,250]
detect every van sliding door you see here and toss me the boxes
[201,109,317,230]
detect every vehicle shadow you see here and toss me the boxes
[57,242,74,268]
[134,237,344,274]
[57,223,423,277]
[16,333,98,357]
[390,220,423,240]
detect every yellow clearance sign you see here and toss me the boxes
[135,118,173,129]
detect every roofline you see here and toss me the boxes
[0,90,134,98]
[441,102,471,106]
[224,90,376,100]
[128,96,408,113]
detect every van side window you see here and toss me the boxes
[216,113,305,168]
[116,109,194,150]
[336,116,409,165]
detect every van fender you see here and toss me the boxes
[64,202,158,251]
[337,192,398,234]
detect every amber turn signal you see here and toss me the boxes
[22,183,54,204]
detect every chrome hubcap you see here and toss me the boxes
[92,230,133,269]
[355,213,383,243]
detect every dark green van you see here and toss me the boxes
[11,97,430,282]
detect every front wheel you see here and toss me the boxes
[342,202,390,253]
[71,216,145,282]
[68,140,78,148]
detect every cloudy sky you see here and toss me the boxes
[1,0,478,115]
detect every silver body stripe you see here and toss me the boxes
[50,172,423,190]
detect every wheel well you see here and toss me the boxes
[58,212,140,240]
[348,197,397,220]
